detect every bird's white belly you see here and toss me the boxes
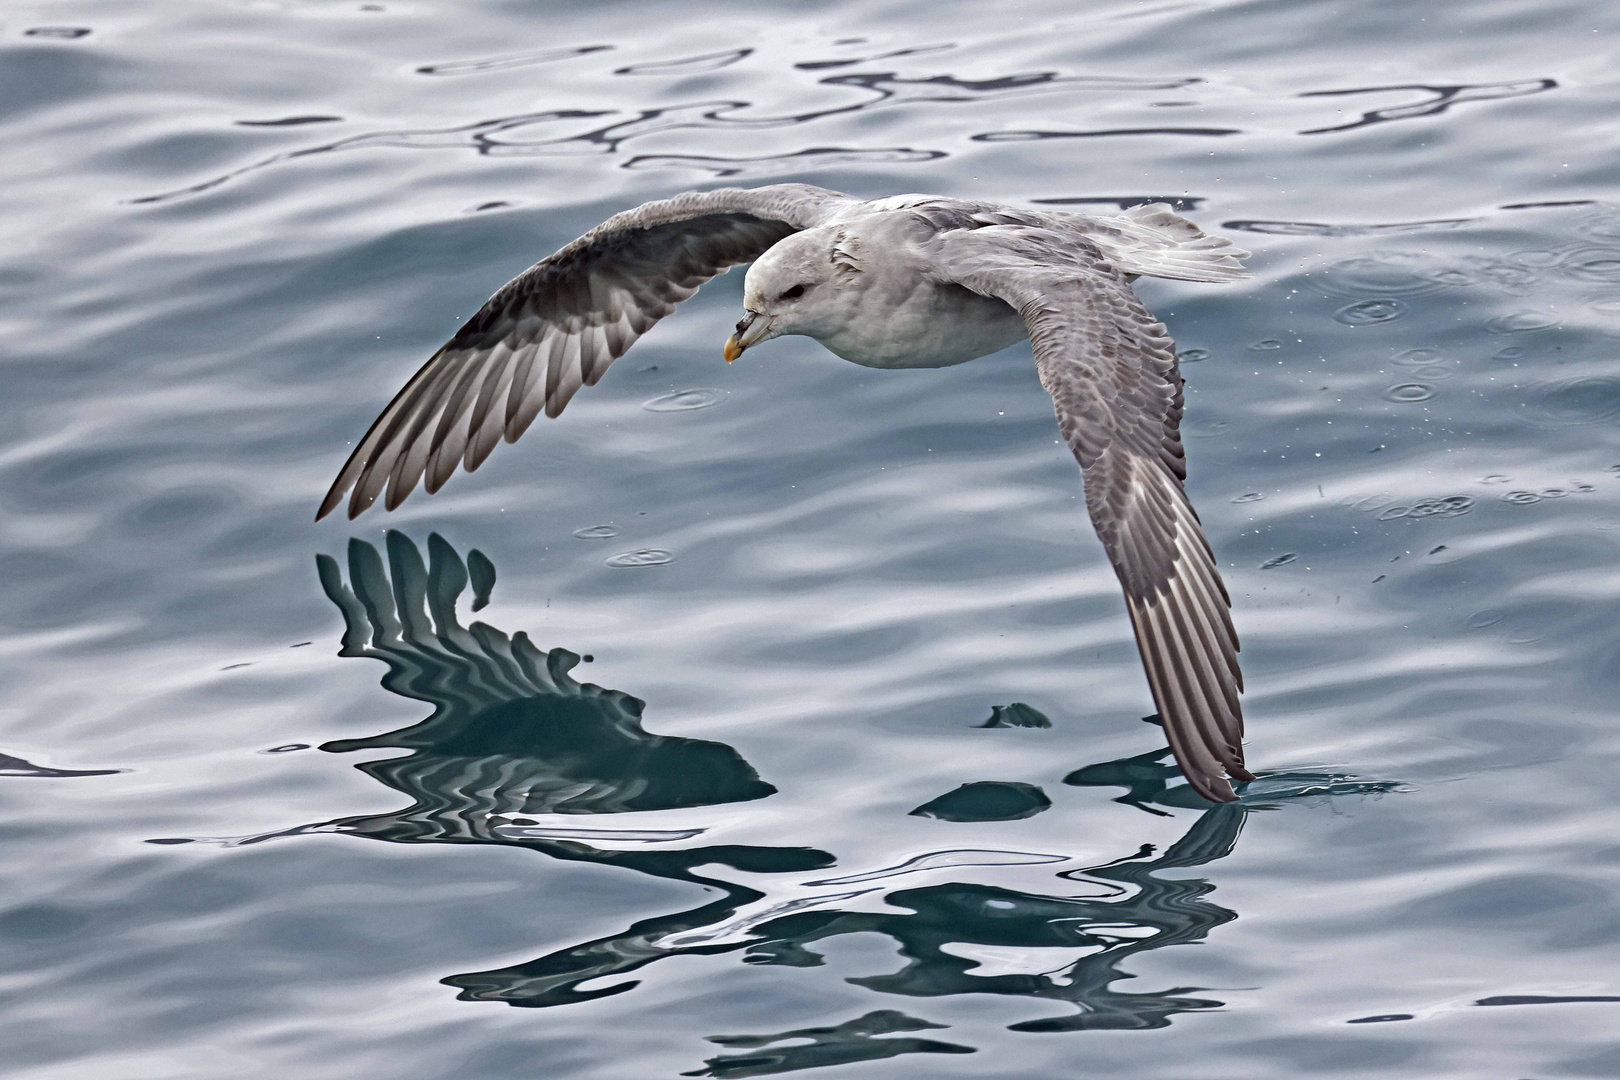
[817,282,1028,370]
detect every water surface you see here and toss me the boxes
[4,2,1620,1077]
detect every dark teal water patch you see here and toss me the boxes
[683,1010,974,1078]
[910,782,1052,821]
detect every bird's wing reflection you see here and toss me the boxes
[295,533,1395,1044]
[316,531,778,827]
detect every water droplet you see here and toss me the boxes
[1383,383,1435,403]
[1250,339,1283,351]
[573,524,619,539]
[1501,490,1543,505]
[1413,365,1453,381]
[24,26,91,38]
[642,388,729,412]
[1177,348,1210,363]
[1480,474,1510,484]
[263,744,310,754]
[1335,298,1408,325]
[1394,347,1444,365]
[1232,491,1264,503]
[1493,346,1527,360]
[605,549,673,568]
[1260,553,1297,569]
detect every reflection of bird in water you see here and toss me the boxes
[317,185,1254,801]
[317,531,776,824]
[312,532,834,1007]
[302,533,1388,1057]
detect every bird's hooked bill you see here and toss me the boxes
[723,310,771,362]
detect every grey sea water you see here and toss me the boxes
[4,1,1620,1076]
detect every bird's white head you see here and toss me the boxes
[724,226,862,362]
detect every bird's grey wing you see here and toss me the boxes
[933,224,1250,802]
[1045,203,1252,283]
[318,183,854,520]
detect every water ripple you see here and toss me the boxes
[642,388,729,412]
[1377,495,1475,519]
[974,126,1239,142]
[1336,298,1408,325]
[415,45,612,77]
[1223,217,1472,236]
[1383,382,1435,403]
[1298,79,1557,134]
[625,147,945,176]
[605,548,674,568]
[1521,376,1620,425]
[615,49,752,76]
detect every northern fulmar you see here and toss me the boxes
[317,184,1255,801]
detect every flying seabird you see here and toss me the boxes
[317,184,1255,801]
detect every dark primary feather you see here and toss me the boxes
[317,183,853,521]
[933,223,1250,802]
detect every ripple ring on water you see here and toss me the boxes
[1335,298,1408,326]
[1393,347,1445,365]
[605,549,673,568]
[1383,383,1435,403]
[1521,375,1620,425]
[643,388,729,412]
[1486,310,1558,334]
[573,524,619,539]
[1559,247,1620,284]
[1306,253,1447,299]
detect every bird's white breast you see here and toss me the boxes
[810,219,1030,369]
[824,282,1028,369]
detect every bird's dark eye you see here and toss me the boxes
[780,283,807,300]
